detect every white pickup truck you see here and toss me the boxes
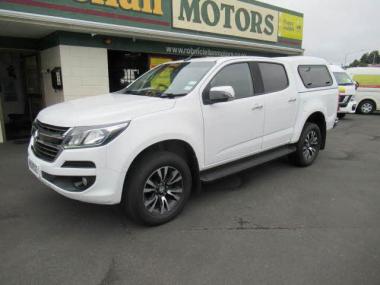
[28,56,338,225]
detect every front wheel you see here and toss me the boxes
[337,113,346,119]
[124,151,192,226]
[290,122,322,167]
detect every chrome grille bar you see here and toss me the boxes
[31,121,70,162]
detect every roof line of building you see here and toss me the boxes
[0,9,304,56]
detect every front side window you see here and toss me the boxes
[120,61,215,98]
[209,63,254,100]
[333,72,354,86]
[298,65,333,89]
[258,62,289,93]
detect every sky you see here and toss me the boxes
[262,0,380,65]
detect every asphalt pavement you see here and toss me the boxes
[1,114,380,285]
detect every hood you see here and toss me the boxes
[37,93,176,127]
[338,85,356,96]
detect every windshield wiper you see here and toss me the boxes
[159,93,187,99]
[124,90,143,95]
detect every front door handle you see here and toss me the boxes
[288,98,297,103]
[252,104,264,111]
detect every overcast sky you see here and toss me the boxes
[262,0,380,65]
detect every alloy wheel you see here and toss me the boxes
[303,130,319,161]
[143,166,184,215]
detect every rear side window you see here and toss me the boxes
[258,63,289,93]
[209,63,254,99]
[298,65,333,88]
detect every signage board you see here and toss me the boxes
[0,0,304,49]
[172,0,279,43]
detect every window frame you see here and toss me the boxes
[202,62,255,105]
[298,65,334,89]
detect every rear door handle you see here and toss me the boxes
[252,104,264,111]
[288,98,297,103]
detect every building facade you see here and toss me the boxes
[0,0,304,142]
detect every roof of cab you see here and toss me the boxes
[329,65,346,73]
[346,67,380,75]
[277,56,329,65]
[172,56,329,65]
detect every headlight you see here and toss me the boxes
[350,95,356,101]
[63,121,130,149]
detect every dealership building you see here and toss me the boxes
[0,0,304,143]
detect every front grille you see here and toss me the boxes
[339,95,352,107]
[31,121,70,162]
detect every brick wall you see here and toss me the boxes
[60,45,109,101]
[40,45,110,107]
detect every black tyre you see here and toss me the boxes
[124,151,192,226]
[357,100,375,114]
[337,113,346,119]
[290,122,322,167]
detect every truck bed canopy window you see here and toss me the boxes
[298,65,333,89]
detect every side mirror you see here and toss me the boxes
[208,86,235,104]
[354,81,359,90]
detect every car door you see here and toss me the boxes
[201,62,265,167]
[256,62,298,150]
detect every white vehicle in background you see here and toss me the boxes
[28,56,338,226]
[347,67,380,114]
[329,65,357,119]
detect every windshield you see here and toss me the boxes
[333,72,354,86]
[119,61,215,98]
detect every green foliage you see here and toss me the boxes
[350,50,380,67]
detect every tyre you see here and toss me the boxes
[124,151,192,226]
[337,113,346,119]
[357,100,375,114]
[290,122,322,167]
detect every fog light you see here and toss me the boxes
[72,176,95,191]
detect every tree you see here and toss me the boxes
[368,50,380,64]
[350,50,380,67]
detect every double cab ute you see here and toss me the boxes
[28,56,338,225]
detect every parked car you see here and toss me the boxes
[347,67,380,114]
[329,65,357,118]
[28,56,338,225]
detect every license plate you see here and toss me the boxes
[28,158,41,177]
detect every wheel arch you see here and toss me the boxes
[303,112,327,150]
[122,139,201,202]
[357,98,377,112]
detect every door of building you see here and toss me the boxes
[0,51,42,141]
[108,50,149,92]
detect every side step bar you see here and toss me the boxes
[200,145,297,182]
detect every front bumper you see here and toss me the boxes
[27,142,124,205]
[339,100,357,114]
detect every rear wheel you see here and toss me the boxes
[290,122,322,167]
[124,151,192,226]
[357,100,375,114]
